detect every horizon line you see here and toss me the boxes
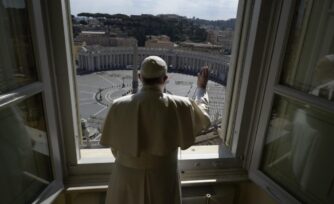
[71,12,236,21]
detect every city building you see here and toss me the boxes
[178,41,224,55]
[207,29,234,53]
[145,35,175,48]
[74,31,137,47]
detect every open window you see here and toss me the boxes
[53,0,257,180]
[0,0,63,202]
[68,0,241,165]
[42,0,255,187]
[249,0,334,203]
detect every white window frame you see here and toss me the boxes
[0,0,63,202]
[44,0,266,187]
[248,0,334,203]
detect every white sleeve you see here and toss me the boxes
[194,87,209,113]
[190,87,211,134]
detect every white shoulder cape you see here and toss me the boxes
[100,87,210,157]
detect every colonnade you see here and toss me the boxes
[78,47,229,84]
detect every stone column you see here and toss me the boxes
[108,55,110,69]
[127,54,130,65]
[104,55,107,69]
[97,55,100,71]
[89,56,93,71]
[112,54,115,69]
[196,58,200,70]
[86,56,89,71]
[117,54,120,68]
[172,54,176,68]
[84,56,86,70]
[79,55,82,69]
[102,55,105,69]
[80,56,83,70]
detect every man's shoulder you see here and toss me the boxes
[164,93,193,106]
[112,94,134,105]
[112,93,194,108]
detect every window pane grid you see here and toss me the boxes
[0,0,39,93]
[260,94,334,203]
[0,93,54,203]
[273,85,334,114]
[279,0,334,102]
[0,82,44,110]
[255,0,334,202]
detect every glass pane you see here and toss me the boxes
[70,0,239,161]
[280,0,334,102]
[0,0,38,93]
[261,95,334,203]
[0,94,53,204]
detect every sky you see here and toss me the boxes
[70,0,239,20]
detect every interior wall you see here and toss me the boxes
[235,182,277,204]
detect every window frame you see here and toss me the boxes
[223,0,289,172]
[249,0,334,203]
[0,0,64,202]
[248,0,302,202]
[46,0,264,187]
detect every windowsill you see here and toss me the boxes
[70,146,245,187]
[78,145,221,164]
[79,148,115,164]
[66,179,219,192]
[179,145,219,159]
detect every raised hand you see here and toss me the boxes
[197,66,209,89]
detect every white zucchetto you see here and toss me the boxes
[140,56,167,78]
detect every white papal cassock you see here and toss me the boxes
[100,85,210,204]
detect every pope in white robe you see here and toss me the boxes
[100,56,211,204]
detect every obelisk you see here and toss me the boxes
[132,40,138,93]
